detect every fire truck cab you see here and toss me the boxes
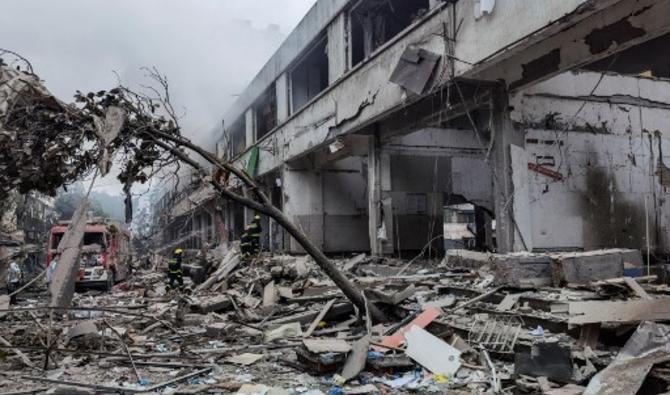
[48,218,131,290]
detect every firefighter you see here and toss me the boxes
[240,214,262,258]
[240,225,253,258]
[166,248,184,291]
[249,214,262,255]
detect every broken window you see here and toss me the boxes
[227,116,247,158]
[290,36,329,113]
[584,32,670,78]
[254,84,277,140]
[350,0,430,67]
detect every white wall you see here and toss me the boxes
[511,71,670,252]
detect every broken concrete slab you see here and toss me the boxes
[493,254,553,288]
[343,253,366,272]
[367,285,416,305]
[263,280,279,307]
[545,384,587,395]
[623,277,651,299]
[341,335,370,381]
[225,352,264,366]
[568,299,670,325]
[584,321,670,395]
[265,323,303,342]
[192,295,231,314]
[552,249,634,286]
[405,325,461,376]
[67,320,98,341]
[303,338,351,354]
[496,293,523,311]
[423,295,456,310]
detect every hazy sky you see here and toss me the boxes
[0,0,315,194]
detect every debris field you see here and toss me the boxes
[2,247,670,394]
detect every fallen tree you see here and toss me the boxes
[0,55,385,321]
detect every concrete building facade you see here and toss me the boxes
[213,0,670,257]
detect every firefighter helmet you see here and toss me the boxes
[174,248,183,255]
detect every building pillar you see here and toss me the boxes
[491,86,527,253]
[276,73,289,123]
[327,13,348,84]
[283,163,324,253]
[367,135,393,256]
[245,108,255,148]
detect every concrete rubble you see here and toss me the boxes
[2,248,670,394]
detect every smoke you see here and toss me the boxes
[0,0,314,147]
[0,0,315,195]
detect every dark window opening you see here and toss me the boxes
[350,0,430,67]
[227,116,247,158]
[51,233,64,249]
[83,232,106,247]
[254,84,277,140]
[290,36,329,113]
[583,32,670,79]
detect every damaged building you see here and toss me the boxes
[7,1,670,394]
[190,0,670,258]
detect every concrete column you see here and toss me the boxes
[245,108,255,148]
[491,87,526,253]
[276,73,289,123]
[367,136,393,256]
[283,163,324,253]
[327,13,348,84]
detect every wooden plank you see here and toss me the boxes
[623,277,652,300]
[568,299,670,325]
[303,299,336,338]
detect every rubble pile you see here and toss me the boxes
[2,248,670,394]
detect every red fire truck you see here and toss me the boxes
[47,218,131,290]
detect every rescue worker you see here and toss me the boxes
[6,258,22,305]
[248,214,262,255]
[240,225,254,258]
[166,248,184,291]
[240,214,262,258]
